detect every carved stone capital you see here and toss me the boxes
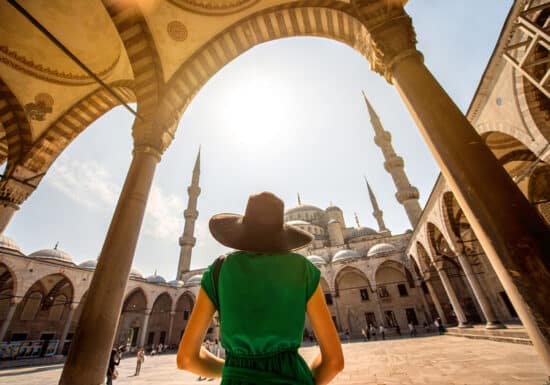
[132,115,178,159]
[351,0,423,83]
[395,186,420,204]
[0,177,34,206]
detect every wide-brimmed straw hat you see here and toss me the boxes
[209,192,313,253]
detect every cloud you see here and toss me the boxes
[47,157,184,241]
[48,158,119,208]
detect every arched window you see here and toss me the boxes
[21,292,42,320]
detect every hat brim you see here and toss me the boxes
[209,213,313,253]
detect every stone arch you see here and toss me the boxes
[0,262,17,316]
[374,260,410,294]
[102,0,163,119]
[148,292,172,346]
[20,81,135,176]
[0,77,33,171]
[416,241,433,273]
[481,130,550,223]
[11,273,74,340]
[172,291,195,345]
[161,2,370,123]
[116,287,148,347]
[334,266,373,297]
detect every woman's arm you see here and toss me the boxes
[176,288,225,378]
[306,284,344,385]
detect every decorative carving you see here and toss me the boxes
[350,0,421,83]
[0,177,35,206]
[167,21,188,42]
[168,0,259,15]
[24,93,54,121]
[0,46,120,86]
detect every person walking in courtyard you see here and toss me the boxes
[135,347,145,376]
[370,324,377,340]
[177,192,344,384]
[436,317,445,335]
[379,324,385,340]
[106,348,120,385]
[345,328,350,343]
[408,322,417,337]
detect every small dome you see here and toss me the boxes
[285,204,323,215]
[146,274,166,284]
[186,274,203,286]
[348,227,378,238]
[29,248,75,265]
[0,235,20,251]
[326,206,342,212]
[367,243,397,256]
[129,268,143,279]
[79,259,97,270]
[307,255,327,265]
[168,280,185,288]
[286,220,311,226]
[332,249,361,262]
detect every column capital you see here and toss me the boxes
[351,0,423,83]
[0,176,34,207]
[132,115,178,160]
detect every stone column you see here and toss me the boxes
[355,0,550,370]
[416,283,432,323]
[59,145,161,385]
[435,263,469,327]
[375,296,385,327]
[57,304,77,355]
[0,299,19,341]
[456,253,504,329]
[425,280,447,325]
[139,310,152,348]
[167,311,175,345]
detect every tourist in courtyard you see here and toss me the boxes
[177,192,344,384]
[158,342,164,355]
[408,322,417,337]
[135,347,145,376]
[345,328,350,343]
[106,348,120,385]
[379,324,386,340]
[370,324,377,340]
[436,317,445,335]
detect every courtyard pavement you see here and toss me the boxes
[1,336,548,385]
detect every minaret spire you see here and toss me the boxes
[362,91,422,227]
[364,177,389,232]
[297,193,302,206]
[177,147,201,280]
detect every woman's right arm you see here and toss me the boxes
[306,283,344,385]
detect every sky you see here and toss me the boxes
[7,1,513,281]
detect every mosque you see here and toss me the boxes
[0,1,548,377]
[0,94,454,359]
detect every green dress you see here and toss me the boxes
[201,250,321,385]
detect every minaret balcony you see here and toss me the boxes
[395,187,420,204]
[384,156,404,171]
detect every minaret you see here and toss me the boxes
[362,91,422,227]
[365,177,389,232]
[177,148,201,280]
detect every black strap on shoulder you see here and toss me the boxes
[213,254,226,309]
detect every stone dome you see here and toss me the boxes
[29,248,75,265]
[186,274,203,286]
[285,204,324,215]
[367,243,397,256]
[129,268,143,279]
[307,255,327,266]
[332,249,361,262]
[348,227,378,238]
[168,279,185,288]
[286,220,311,226]
[146,273,166,284]
[0,235,20,251]
[326,205,342,212]
[79,259,98,270]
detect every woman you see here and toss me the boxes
[177,192,344,384]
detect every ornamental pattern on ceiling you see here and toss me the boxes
[0,46,121,86]
[168,0,260,15]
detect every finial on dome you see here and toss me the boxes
[54,241,59,250]
[154,268,157,276]
[297,193,302,205]
[354,212,361,228]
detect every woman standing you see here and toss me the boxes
[177,192,344,384]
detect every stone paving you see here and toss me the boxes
[1,336,548,385]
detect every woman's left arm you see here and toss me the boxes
[176,288,224,377]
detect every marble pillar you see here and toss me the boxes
[425,280,447,325]
[139,311,152,348]
[57,304,77,355]
[436,265,469,327]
